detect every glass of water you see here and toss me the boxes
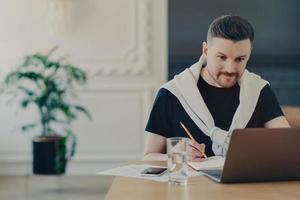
[167,137,189,185]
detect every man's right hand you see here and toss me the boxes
[187,140,206,162]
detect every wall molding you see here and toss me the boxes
[85,0,152,77]
[0,0,153,78]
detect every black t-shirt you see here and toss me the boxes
[145,75,284,156]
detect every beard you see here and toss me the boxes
[216,72,239,88]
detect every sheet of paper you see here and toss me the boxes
[97,164,168,182]
[97,164,204,182]
[188,156,225,171]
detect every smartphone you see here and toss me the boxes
[140,167,167,176]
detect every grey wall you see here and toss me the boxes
[169,0,300,105]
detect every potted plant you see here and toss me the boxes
[1,46,91,174]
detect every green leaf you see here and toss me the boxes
[63,107,77,122]
[73,105,92,120]
[46,61,60,70]
[17,86,37,97]
[31,54,48,66]
[63,64,87,85]
[22,56,39,68]
[21,123,37,132]
[47,101,77,123]
[21,98,31,108]
[5,71,45,85]
[21,54,48,69]
[4,71,20,85]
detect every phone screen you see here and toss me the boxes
[141,167,167,176]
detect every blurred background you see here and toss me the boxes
[0,0,167,177]
[169,0,300,105]
[0,0,299,199]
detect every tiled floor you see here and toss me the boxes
[0,175,114,200]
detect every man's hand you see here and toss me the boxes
[187,140,206,162]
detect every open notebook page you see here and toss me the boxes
[188,156,225,171]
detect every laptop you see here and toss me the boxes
[201,128,300,183]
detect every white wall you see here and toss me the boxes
[0,0,167,175]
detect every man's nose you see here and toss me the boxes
[224,60,236,73]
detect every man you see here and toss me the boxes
[144,15,290,161]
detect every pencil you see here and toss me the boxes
[179,121,208,159]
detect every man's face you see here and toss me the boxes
[202,37,252,88]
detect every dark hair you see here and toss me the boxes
[207,15,254,45]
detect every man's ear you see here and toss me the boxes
[202,41,208,57]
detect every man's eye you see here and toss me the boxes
[235,57,245,62]
[218,56,226,60]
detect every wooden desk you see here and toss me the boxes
[105,161,300,200]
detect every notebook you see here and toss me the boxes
[188,156,225,171]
